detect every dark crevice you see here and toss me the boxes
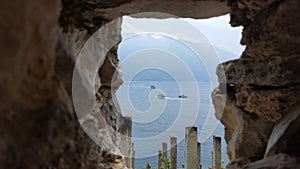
[248,83,299,91]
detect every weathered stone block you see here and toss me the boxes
[217,56,300,87]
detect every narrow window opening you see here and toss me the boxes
[117,14,244,169]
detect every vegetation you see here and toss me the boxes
[160,158,170,169]
[208,159,226,169]
[147,157,225,169]
[220,159,226,169]
[146,162,151,169]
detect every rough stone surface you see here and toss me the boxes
[0,0,126,169]
[235,85,299,123]
[265,104,300,157]
[213,88,274,164]
[95,0,229,19]
[0,1,75,169]
[0,0,66,111]
[230,0,300,58]
[217,56,300,87]
[212,0,300,168]
[243,153,300,169]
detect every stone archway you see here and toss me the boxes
[0,0,299,169]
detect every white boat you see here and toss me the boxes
[157,94,166,99]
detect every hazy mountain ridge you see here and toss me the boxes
[118,34,238,81]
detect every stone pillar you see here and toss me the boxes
[213,136,221,169]
[185,126,197,169]
[162,142,168,159]
[158,150,162,169]
[162,142,168,168]
[211,151,213,168]
[119,116,132,168]
[197,142,201,169]
[170,136,177,169]
[131,142,135,169]
[120,116,132,168]
[132,150,135,169]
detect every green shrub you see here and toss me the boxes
[146,162,151,169]
[160,158,170,169]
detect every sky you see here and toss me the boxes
[121,14,245,56]
[182,15,245,56]
[119,14,245,84]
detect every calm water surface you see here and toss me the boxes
[116,81,227,168]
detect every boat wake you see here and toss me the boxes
[157,94,188,100]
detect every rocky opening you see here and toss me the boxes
[0,0,299,169]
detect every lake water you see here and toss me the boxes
[116,81,227,168]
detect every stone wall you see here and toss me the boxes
[213,0,300,168]
[0,0,299,169]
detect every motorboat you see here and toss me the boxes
[178,94,188,98]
